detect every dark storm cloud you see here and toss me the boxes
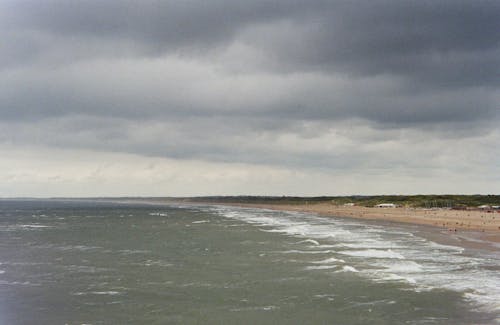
[3,0,499,86]
[1,0,316,65]
[257,1,500,88]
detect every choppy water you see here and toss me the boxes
[0,199,499,324]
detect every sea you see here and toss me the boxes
[0,199,499,324]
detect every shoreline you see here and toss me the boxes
[46,197,500,249]
[202,202,500,247]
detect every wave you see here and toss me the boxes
[295,239,320,246]
[148,212,168,217]
[339,265,359,273]
[305,265,338,270]
[338,249,405,259]
[0,224,53,231]
[212,205,500,314]
[311,257,345,264]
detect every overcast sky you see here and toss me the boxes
[1,0,499,197]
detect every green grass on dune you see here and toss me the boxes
[183,195,500,208]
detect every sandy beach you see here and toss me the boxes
[210,202,500,244]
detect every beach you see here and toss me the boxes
[207,202,500,244]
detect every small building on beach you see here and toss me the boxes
[375,203,397,208]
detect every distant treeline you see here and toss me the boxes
[184,195,500,208]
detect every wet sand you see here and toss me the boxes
[209,202,500,245]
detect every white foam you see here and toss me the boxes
[313,244,338,248]
[340,266,359,273]
[0,280,39,286]
[0,224,52,231]
[314,294,336,301]
[21,224,50,228]
[339,249,405,259]
[311,257,345,264]
[230,305,279,312]
[381,261,423,273]
[375,273,417,284]
[339,242,403,249]
[427,241,465,252]
[57,245,101,251]
[279,250,335,254]
[91,291,122,295]
[73,291,123,296]
[142,259,173,267]
[306,265,338,270]
[296,239,320,246]
[192,220,210,224]
[148,212,168,217]
[213,205,500,314]
[117,249,151,255]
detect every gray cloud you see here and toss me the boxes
[4,1,499,86]
[1,0,499,195]
[1,0,312,66]
[2,58,496,126]
[258,1,500,87]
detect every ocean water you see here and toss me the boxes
[0,200,499,324]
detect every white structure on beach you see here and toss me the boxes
[375,203,397,208]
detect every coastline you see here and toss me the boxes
[79,197,500,249]
[202,202,500,247]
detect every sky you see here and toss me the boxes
[1,0,499,197]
